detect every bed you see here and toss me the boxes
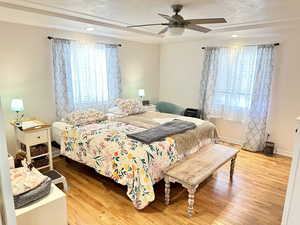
[53,111,217,209]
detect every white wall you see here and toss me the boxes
[0,21,160,154]
[160,31,300,156]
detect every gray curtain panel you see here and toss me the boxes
[105,45,122,103]
[242,45,275,152]
[51,38,75,119]
[199,47,220,120]
[51,38,122,119]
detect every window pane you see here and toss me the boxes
[70,42,109,109]
[212,46,257,111]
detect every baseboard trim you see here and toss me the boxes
[276,148,293,157]
[220,136,293,157]
[219,136,243,146]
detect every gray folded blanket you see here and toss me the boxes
[127,119,196,144]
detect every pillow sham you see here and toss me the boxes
[115,98,145,115]
[66,109,106,126]
[108,106,125,115]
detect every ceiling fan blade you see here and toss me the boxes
[127,23,168,28]
[185,18,227,24]
[158,27,168,35]
[186,24,211,33]
[158,13,178,22]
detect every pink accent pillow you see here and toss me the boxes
[115,98,145,115]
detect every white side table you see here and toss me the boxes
[15,184,67,225]
[10,118,53,170]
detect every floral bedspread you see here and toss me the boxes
[61,121,180,209]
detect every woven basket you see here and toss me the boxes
[21,144,48,157]
[33,156,49,168]
[31,145,48,157]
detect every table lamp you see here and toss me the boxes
[138,89,145,100]
[138,89,149,106]
[11,99,24,126]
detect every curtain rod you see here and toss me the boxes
[201,43,279,50]
[47,36,122,47]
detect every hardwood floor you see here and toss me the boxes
[53,145,291,225]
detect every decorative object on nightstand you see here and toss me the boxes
[43,170,68,192]
[143,104,156,112]
[11,99,24,127]
[10,118,53,171]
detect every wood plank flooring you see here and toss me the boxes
[53,145,291,225]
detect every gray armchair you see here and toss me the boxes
[154,101,185,115]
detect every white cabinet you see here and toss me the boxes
[15,184,67,225]
[281,117,300,225]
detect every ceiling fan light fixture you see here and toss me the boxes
[86,27,95,31]
[168,27,185,36]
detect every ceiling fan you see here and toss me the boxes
[127,4,227,36]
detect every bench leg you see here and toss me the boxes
[165,176,170,205]
[230,155,237,181]
[187,187,197,217]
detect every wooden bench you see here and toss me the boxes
[164,144,239,217]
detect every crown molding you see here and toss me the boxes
[0,1,161,39]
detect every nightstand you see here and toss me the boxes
[144,104,156,112]
[10,118,53,170]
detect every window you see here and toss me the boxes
[206,46,259,121]
[202,46,258,121]
[70,42,109,108]
[52,39,121,119]
[201,44,275,151]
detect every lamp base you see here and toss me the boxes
[15,121,22,127]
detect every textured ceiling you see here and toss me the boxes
[20,0,300,25]
[0,0,299,42]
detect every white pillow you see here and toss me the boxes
[108,107,125,115]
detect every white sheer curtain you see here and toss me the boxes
[200,45,275,151]
[200,46,258,121]
[52,38,121,119]
[70,42,109,109]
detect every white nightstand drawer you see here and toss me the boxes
[27,130,48,145]
[17,129,49,146]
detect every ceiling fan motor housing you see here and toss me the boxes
[172,4,183,14]
[170,14,185,27]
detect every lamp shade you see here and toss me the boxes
[11,99,24,112]
[138,89,145,97]
[168,27,185,36]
